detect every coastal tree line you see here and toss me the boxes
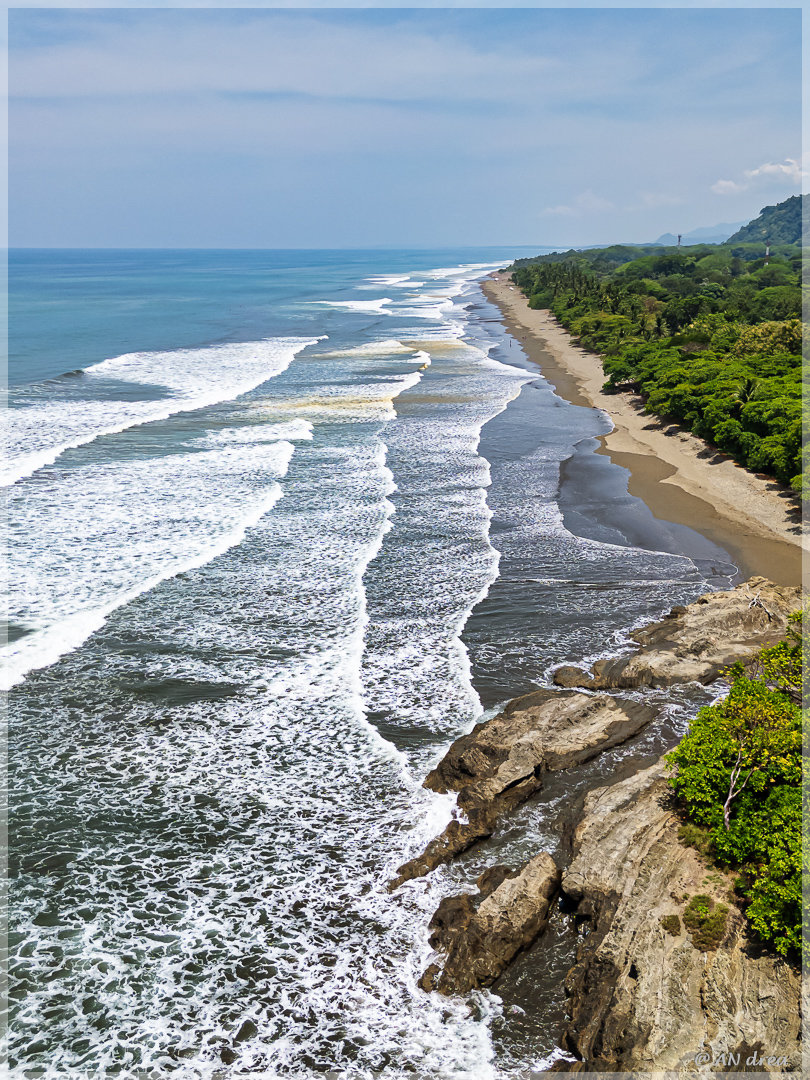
[510,242,804,492]
[510,227,804,959]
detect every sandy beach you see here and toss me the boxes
[483,273,805,587]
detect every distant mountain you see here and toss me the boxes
[652,221,744,246]
[726,194,806,245]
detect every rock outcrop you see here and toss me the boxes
[390,690,656,888]
[554,761,801,1073]
[419,853,560,996]
[553,577,800,691]
[405,576,802,1067]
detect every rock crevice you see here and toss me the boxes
[419,853,561,996]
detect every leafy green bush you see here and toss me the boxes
[660,914,681,937]
[665,617,803,958]
[677,822,713,857]
[683,895,729,950]
[683,893,713,929]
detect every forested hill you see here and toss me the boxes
[726,194,806,245]
[509,235,804,493]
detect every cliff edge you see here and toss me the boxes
[555,761,801,1073]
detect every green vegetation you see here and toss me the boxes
[659,914,681,937]
[677,822,712,858]
[726,194,806,246]
[665,613,803,958]
[682,895,730,951]
[509,202,805,491]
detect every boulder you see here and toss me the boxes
[420,853,560,996]
[553,577,800,691]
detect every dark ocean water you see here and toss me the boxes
[6,249,737,1078]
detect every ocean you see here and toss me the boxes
[7,248,738,1079]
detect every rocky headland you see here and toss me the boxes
[553,576,799,691]
[394,578,802,1072]
[389,690,655,889]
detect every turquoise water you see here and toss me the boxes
[7,248,736,1078]
[9,249,537,386]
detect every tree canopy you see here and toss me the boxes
[509,236,805,492]
[726,194,806,246]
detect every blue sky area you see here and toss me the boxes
[9,7,802,248]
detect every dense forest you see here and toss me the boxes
[510,214,805,492]
[726,193,806,245]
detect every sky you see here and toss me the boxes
[8,6,803,248]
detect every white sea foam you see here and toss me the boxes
[199,418,314,445]
[9,331,507,1078]
[427,261,504,277]
[2,337,317,488]
[268,369,423,424]
[9,255,730,1080]
[399,324,468,349]
[360,274,413,287]
[314,297,392,313]
[358,327,531,799]
[357,280,429,291]
[386,296,457,321]
[311,337,414,359]
[4,439,296,690]
[314,285,466,322]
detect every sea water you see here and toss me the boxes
[6,249,737,1078]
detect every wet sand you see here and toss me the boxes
[482,274,805,587]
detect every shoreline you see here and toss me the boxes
[482,273,804,588]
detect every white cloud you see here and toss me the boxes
[8,9,801,248]
[744,157,803,183]
[10,14,560,105]
[711,178,746,195]
[711,156,803,195]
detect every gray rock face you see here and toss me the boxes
[555,762,801,1073]
[420,853,560,996]
[389,690,656,888]
[552,577,800,690]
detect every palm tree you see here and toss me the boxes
[732,377,760,417]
